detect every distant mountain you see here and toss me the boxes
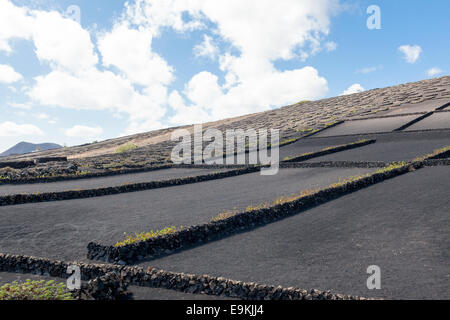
[0,142,62,157]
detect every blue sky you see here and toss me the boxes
[0,0,449,153]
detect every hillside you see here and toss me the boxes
[0,76,449,300]
[0,75,449,181]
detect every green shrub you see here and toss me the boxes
[0,280,74,300]
[115,143,138,154]
[114,226,177,247]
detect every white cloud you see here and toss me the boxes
[324,41,337,52]
[169,66,328,124]
[0,1,166,134]
[398,45,422,64]
[427,67,443,77]
[8,102,32,110]
[65,125,103,138]
[341,83,365,95]
[3,0,338,135]
[98,23,173,86]
[0,121,43,137]
[29,69,167,126]
[356,66,380,74]
[0,1,97,70]
[124,0,335,126]
[194,34,219,60]
[0,64,23,83]
[184,71,222,108]
[124,0,205,35]
[31,10,98,72]
[34,113,49,120]
[0,0,34,53]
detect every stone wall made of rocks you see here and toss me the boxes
[283,139,376,162]
[0,166,260,206]
[0,161,35,169]
[34,157,68,164]
[0,163,174,185]
[0,253,368,300]
[279,161,388,168]
[0,139,385,206]
[87,163,416,264]
[423,159,450,166]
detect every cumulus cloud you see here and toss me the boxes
[31,10,98,72]
[194,34,219,60]
[0,1,169,134]
[0,64,23,83]
[0,0,33,53]
[398,45,422,64]
[341,83,365,95]
[0,121,43,137]
[124,0,335,126]
[3,0,339,135]
[427,67,443,77]
[324,41,337,52]
[98,23,173,86]
[29,69,167,127]
[65,125,103,138]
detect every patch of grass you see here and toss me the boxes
[211,161,410,222]
[113,160,412,245]
[210,208,239,222]
[283,152,313,161]
[374,161,407,174]
[323,120,342,128]
[296,127,314,133]
[115,143,138,154]
[114,226,177,247]
[413,146,450,162]
[0,280,74,300]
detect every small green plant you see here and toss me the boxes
[115,143,138,154]
[211,208,239,222]
[283,152,313,161]
[211,161,411,222]
[114,226,177,247]
[374,161,407,174]
[413,145,450,162]
[298,127,313,133]
[0,280,74,300]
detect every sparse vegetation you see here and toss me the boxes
[296,127,314,133]
[105,143,450,248]
[113,161,412,245]
[211,208,239,222]
[114,226,177,247]
[211,161,410,222]
[0,279,74,300]
[413,146,450,162]
[115,143,138,154]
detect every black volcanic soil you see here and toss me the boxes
[0,167,230,195]
[141,166,450,300]
[0,168,374,261]
[304,130,450,162]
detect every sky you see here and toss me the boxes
[0,0,449,153]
